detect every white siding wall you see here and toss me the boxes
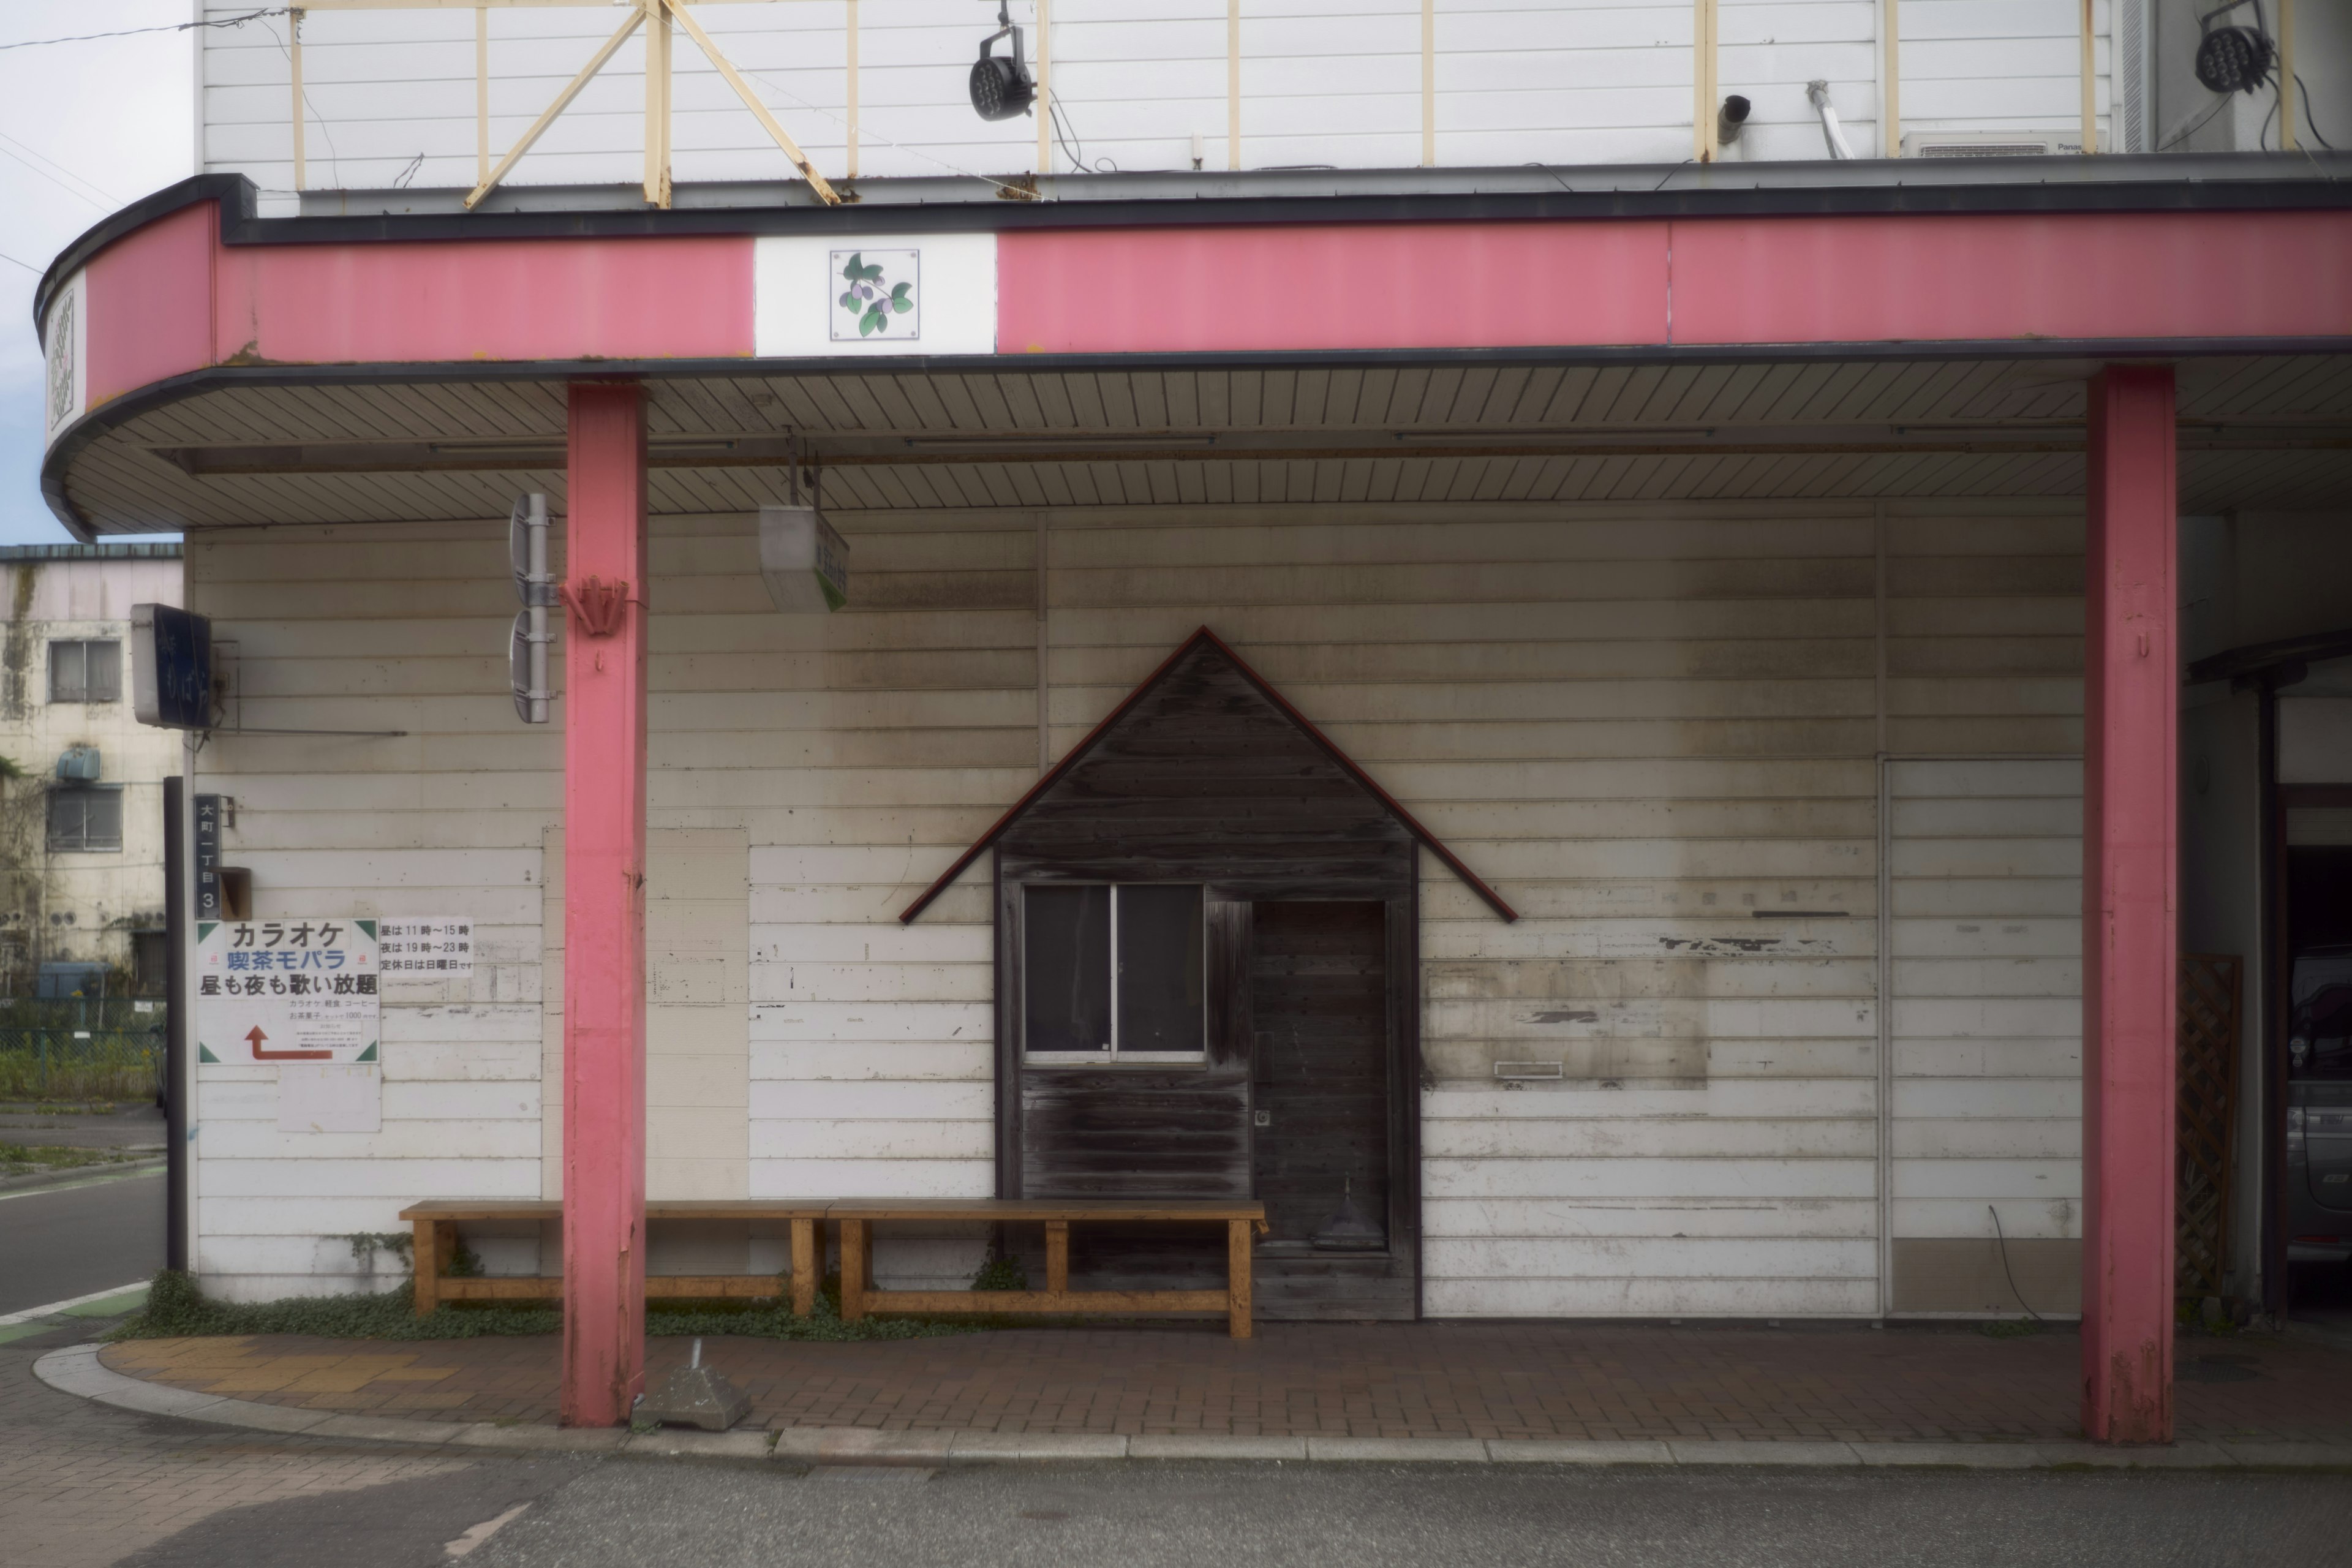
[188,523,551,1299]
[199,0,2114,202]
[187,497,2081,1314]
[1887,758,2082,1252]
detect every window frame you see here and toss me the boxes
[47,639,121,704]
[1020,881,1207,1067]
[47,785,125,854]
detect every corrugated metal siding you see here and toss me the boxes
[198,0,2112,197]
[186,496,2081,1313]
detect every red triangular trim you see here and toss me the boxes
[899,626,1516,924]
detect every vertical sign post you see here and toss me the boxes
[132,604,213,1282]
[162,777,187,1272]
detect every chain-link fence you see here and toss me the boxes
[0,997,167,1102]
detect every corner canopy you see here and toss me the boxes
[900,626,1517,924]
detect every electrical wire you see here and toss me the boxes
[2159,93,2234,151]
[2296,74,2337,151]
[0,8,288,53]
[1045,96,1118,175]
[0,130,121,211]
[1988,1204,2045,1325]
[0,247,43,275]
[264,12,339,189]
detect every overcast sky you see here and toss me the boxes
[0,1,195,545]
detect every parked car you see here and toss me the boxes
[2288,946,2352,1262]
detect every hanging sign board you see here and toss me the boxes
[195,919,380,1065]
[379,917,475,978]
[130,603,213,730]
[758,505,849,613]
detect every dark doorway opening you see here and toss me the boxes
[1252,902,1389,1246]
[2285,845,2352,1328]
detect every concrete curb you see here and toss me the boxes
[34,1344,2352,1473]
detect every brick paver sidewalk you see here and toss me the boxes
[97,1322,2352,1447]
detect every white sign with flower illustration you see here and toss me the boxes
[753,233,997,358]
[832,249,919,341]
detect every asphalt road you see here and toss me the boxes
[118,1455,2352,1568]
[0,1168,162,1314]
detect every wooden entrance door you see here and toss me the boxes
[1251,902,1390,1245]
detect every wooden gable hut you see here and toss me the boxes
[905,627,1513,1319]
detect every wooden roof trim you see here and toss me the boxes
[899,625,1517,924]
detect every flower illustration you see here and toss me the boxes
[837,252,916,337]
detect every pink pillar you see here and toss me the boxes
[2081,365,2177,1445]
[560,382,650,1428]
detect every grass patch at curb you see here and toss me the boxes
[0,1144,149,1178]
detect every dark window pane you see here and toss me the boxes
[84,789,122,850]
[46,789,121,853]
[84,641,121,703]
[48,641,84,703]
[1117,884,1204,1053]
[1025,884,1110,1054]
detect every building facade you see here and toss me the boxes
[32,0,2352,1439]
[0,544,186,997]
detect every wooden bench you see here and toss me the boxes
[833,1199,1269,1340]
[399,1200,829,1319]
[399,1197,1269,1338]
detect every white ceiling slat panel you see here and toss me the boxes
[53,355,2352,533]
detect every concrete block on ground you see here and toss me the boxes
[633,1342,752,1433]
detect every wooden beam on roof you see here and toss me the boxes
[290,8,307,190]
[665,1,840,204]
[465,6,645,209]
[644,0,673,208]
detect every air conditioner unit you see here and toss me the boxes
[1902,131,2096,157]
[55,745,100,782]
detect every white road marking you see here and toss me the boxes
[0,1281,151,1326]
[445,1502,533,1559]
